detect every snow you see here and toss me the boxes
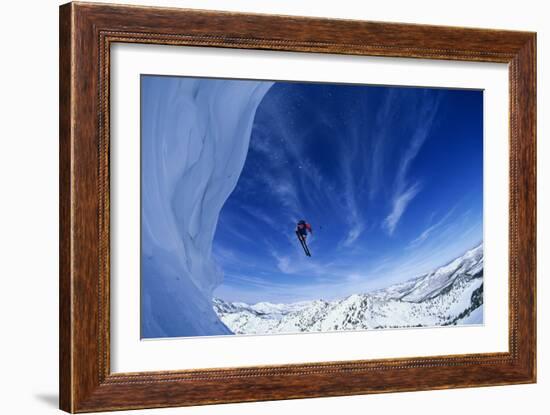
[139,75,484,339]
[445,277,483,317]
[400,244,483,302]
[457,306,484,325]
[141,77,273,338]
[214,245,485,335]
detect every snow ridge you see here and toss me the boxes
[214,244,484,335]
[141,77,273,338]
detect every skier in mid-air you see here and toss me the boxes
[295,220,313,257]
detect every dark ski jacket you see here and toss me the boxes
[296,222,312,237]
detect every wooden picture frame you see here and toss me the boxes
[59,2,536,412]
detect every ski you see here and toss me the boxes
[296,231,312,257]
[303,239,311,257]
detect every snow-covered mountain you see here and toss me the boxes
[213,244,484,335]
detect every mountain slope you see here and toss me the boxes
[213,245,484,335]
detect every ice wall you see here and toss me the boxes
[141,76,273,338]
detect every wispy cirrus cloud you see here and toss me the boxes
[337,122,368,248]
[341,226,364,247]
[213,83,483,304]
[268,246,327,277]
[383,181,422,235]
[368,89,398,200]
[408,205,458,248]
[383,92,441,235]
[274,253,292,274]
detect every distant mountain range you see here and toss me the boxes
[213,245,484,335]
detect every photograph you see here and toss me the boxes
[48,1,538,412]
[140,75,484,339]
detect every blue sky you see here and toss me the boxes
[211,81,483,304]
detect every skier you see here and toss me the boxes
[295,220,313,257]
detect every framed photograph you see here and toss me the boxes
[59,2,536,412]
